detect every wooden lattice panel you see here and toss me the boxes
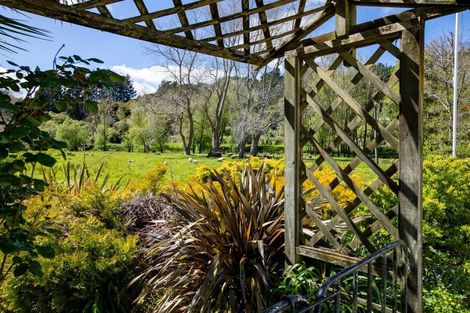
[283,21,419,266]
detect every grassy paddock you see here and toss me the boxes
[39,150,394,186]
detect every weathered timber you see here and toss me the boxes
[284,56,302,264]
[399,19,424,313]
[0,0,264,65]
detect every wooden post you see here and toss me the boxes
[284,56,302,265]
[335,1,356,37]
[399,20,424,313]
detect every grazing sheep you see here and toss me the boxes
[217,157,225,162]
[188,157,193,162]
[163,161,168,166]
[128,159,134,163]
[192,159,199,164]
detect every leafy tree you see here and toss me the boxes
[0,56,123,282]
[56,116,89,151]
[111,75,137,102]
[424,33,470,156]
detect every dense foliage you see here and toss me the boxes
[133,165,285,313]
[0,166,138,313]
[0,57,123,281]
[421,157,470,312]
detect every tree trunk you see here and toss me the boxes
[238,137,247,158]
[208,129,222,157]
[159,143,164,153]
[179,118,189,155]
[250,134,261,156]
[186,103,194,156]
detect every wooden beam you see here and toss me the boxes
[133,0,156,31]
[0,0,264,65]
[286,19,417,58]
[241,0,250,55]
[297,245,361,268]
[209,2,224,47]
[335,0,356,37]
[348,0,470,7]
[122,0,221,24]
[256,4,334,67]
[173,0,194,40]
[163,0,297,35]
[254,0,273,50]
[284,56,302,265]
[201,6,325,44]
[73,0,122,10]
[399,19,424,313]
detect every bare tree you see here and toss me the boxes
[146,45,200,155]
[231,60,284,157]
[199,57,234,156]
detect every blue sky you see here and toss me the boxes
[1,3,468,94]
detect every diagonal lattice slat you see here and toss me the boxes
[296,38,403,259]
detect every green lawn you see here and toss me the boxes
[42,150,394,186]
[45,150,221,185]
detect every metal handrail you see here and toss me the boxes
[263,240,408,313]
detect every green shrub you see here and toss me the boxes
[56,116,89,151]
[421,156,470,312]
[0,168,139,313]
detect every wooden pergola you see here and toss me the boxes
[1,1,468,312]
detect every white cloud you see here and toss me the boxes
[110,64,172,95]
[111,64,220,96]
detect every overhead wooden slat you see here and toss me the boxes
[256,3,334,65]
[201,6,326,44]
[122,0,221,24]
[133,0,156,31]
[241,0,250,54]
[97,5,112,18]
[0,0,264,65]
[294,0,306,29]
[173,0,194,40]
[209,2,224,47]
[73,0,122,10]
[1,0,467,67]
[349,0,469,7]
[254,0,273,50]
[164,0,297,35]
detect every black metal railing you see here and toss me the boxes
[264,240,408,313]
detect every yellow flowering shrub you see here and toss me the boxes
[1,175,139,313]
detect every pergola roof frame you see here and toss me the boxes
[0,0,468,67]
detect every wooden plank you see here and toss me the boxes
[255,4,334,66]
[284,56,302,265]
[200,5,325,43]
[305,204,348,253]
[241,0,250,54]
[254,0,273,50]
[173,0,194,40]
[294,0,306,29]
[297,245,361,268]
[0,0,265,65]
[133,0,156,31]
[335,0,356,37]
[349,0,469,7]
[73,0,122,10]
[305,132,399,239]
[399,21,424,313]
[304,164,370,248]
[338,51,401,105]
[122,0,221,24]
[286,19,417,58]
[97,5,112,18]
[164,0,297,35]
[306,60,399,150]
[209,2,224,47]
